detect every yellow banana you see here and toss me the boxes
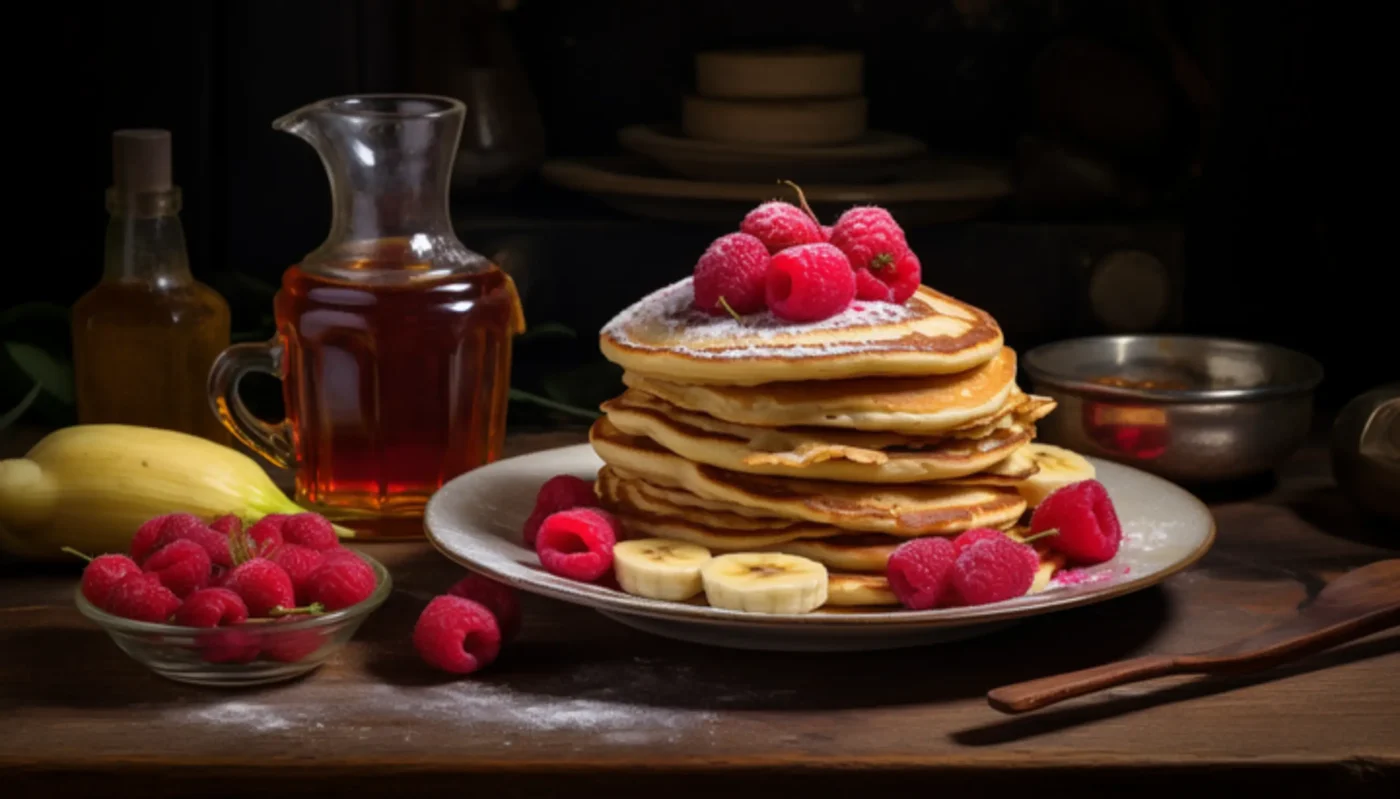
[0,424,349,560]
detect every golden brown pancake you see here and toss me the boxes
[590,418,1028,535]
[600,279,1004,385]
[601,388,1041,483]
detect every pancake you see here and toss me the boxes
[590,418,1028,535]
[602,387,1045,483]
[600,278,1004,385]
[621,346,1022,435]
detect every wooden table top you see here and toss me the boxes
[1,430,1396,797]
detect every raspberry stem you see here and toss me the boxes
[61,546,94,563]
[870,252,895,271]
[268,603,326,618]
[1021,528,1060,545]
[717,295,742,321]
[779,179,820,225]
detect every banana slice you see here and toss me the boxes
[613,538,713,601]
[1015,443,1097,507]
[700,552,828,614]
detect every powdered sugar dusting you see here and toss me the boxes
[602,277,920,359]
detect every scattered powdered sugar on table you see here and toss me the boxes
[602,277,920,359]
[188,701,296,733]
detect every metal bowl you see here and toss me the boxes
[1022,335,1324,483]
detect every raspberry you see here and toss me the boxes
[1030,479,1123,565]
[523,474,599,548]
[885,537,957,610]
[78,553,142,609]
[224,558,296,616]
[692,232,770,317]
[448,573,523,643]
[821,224,833,240]
[172,587,248,627]
[209,514,242,536]
[281,513,339,551]
[951,528,1012,556]
[267,544,326,603]
[854,268,890,301]
[765,243,857,322]
[535,507,619,582]
[413,595,502,674]
[829,205,909,273]
[104,573,181,622]
[260,621,325,663]
[854,249,921,304]
[142,539,212,598]
[130,513,204,563]
[198,629,261,664]
[304,552,376,611]
[951,536,1039,606]
[246,514,287,554]
[740,201,824,254]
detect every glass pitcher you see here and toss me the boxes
[209,94,524,537]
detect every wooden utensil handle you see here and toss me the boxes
[986,654,1180,714]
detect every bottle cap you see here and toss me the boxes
[112,129,172,192]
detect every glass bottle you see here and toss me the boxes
[209,95,524,538]
[72,129,231,444]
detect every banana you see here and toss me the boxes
[613,538,713,601]
[1014,443,1097,507]
[700,552,828,614]
[0,424,349,560]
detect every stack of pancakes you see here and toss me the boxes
[591,279,1092,608]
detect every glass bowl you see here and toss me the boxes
[75,549,392,687]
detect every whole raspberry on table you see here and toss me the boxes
[951,535,1039,606]
[522,474,599,548]
[828,205,909,273]
[173,587,249,627]
[280,513,340,551]
[303,552,376,611]
[535,507,619,583]
[77,553,142,608]
[224,558,296,616]
[268,544,327,603]
[1030,479,1123,565]
[105,573,181,622]
[692,232,771,317]
[142,539,212,598]
[886,536,957,610]
[740,201,825,254]
[414,595,502,675]
[765,242,857,322]
[448,572,523,643]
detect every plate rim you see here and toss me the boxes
[618,123,929,161]
[424,444,1216,630]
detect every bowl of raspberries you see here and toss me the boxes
[71,511,390,687]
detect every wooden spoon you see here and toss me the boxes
[987,559,1400,714]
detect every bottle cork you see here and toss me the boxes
[112,129,172,192]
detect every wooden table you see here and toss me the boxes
[1,431,1396,797]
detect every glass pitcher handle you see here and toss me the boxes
[207,337,296,469]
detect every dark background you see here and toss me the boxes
[4,0,1387,430]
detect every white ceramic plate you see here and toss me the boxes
[618,124,928,183]
[424,444,1215,651]
[539,156,1011,225]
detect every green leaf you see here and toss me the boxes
[508,388,600,421]
[0,302,70,328]
[4,342,74,406]
[0,381,42,431]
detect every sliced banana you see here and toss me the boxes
[613,538,713,601]
[700,552,828,614]
[1015,443,1097,507]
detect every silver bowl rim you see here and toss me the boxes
[1022,334,1324,403]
